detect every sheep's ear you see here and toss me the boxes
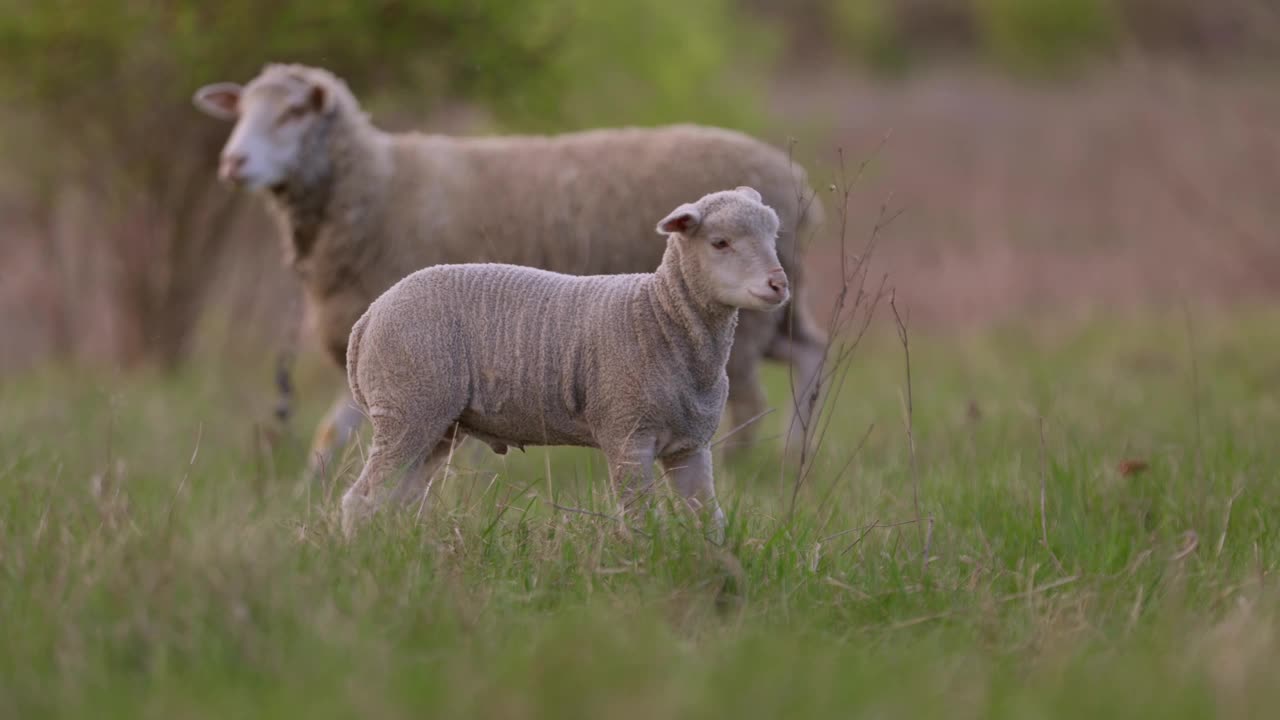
[657,203,702,236]
[735,186,763,203]
[193,82,242,121]
[306,83,332,114]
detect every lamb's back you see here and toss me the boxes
[381,263,649,447]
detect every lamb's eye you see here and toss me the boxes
[711,238,731,250]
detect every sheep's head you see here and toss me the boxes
[656,186,788,312]
[193,64,345,191]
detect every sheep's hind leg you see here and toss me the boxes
[306,387,366,486]
[768,334,827,467]
[723,349,768,462]
[661,447,725,543]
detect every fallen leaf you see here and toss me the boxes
[1118,459,1149,477]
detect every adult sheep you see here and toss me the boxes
[192,63,828,480]
[341,186,786,537]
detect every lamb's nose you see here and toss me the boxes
[219,153,247,181]
[767,268,788,294]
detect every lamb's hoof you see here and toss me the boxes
[340,492,375,539]
[707,509,727,545]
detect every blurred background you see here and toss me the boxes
[1,0,1277,373]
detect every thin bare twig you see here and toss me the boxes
[710,408,776,450]
[836,518,923,556]
[889,291,924,556]
[822,516,921,545]
[782,138,818,469]
[783,139,896,522]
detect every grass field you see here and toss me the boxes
[2,307,1277,719]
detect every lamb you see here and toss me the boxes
[339,187,786,537]
[192,63,828,480]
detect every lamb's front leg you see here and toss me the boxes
[661,447,726,543]
[602,435,657,524]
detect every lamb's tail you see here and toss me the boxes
[345,310,372,415]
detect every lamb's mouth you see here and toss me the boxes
[749,289,787,306]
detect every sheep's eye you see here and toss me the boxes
[277,105,309,125]
[711,238,731,250]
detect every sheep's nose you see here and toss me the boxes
[219,153,247,182]
[767,267,788,294]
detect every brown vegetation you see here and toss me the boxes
[783,61,1280,332]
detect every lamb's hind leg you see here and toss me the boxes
[661,447,725,542]
[387,427,467,510]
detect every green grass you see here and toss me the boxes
[2,308,1278,718]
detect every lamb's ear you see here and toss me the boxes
[657,203,702,236]
[735,186,763,203]
[193,82,242,121]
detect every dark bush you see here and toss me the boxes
[0,0,768,367]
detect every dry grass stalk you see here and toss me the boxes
[783,139,897,522]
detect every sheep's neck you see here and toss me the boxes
[270,112,387,268]
[648,242,737,390]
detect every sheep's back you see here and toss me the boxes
[388,125,813,278]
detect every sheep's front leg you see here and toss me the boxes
[661,447,726,543]
[306,387,366,485]
[603,436,657,524]
[723,350,767,462]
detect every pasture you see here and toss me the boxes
[3,307,1276,718]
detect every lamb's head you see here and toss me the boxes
[656,186,789,311]
[193,64,355,191]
